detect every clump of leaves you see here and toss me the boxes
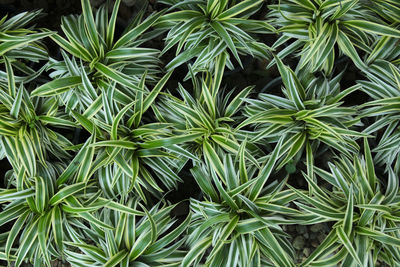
[0,81,74,176]
[360,60,400,167]
[0,151,143,267]
[64,201,190,267]
[0,0,400,266]
[157,0,274,75]
[158,54,262,167]
[185,142,300,267]
[239,56,364,173]
[0,10,51,71]
[267,0,400,73]
[292,139,400,266]
[50,0,162,85]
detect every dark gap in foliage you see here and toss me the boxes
[165,161,200,217]
[0,159,11,186]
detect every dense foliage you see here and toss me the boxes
[0,0,400,266]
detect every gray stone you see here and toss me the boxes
[296,225,307,234]
[310,232,316,239]
[303,231,309,239]
[310,223,324,233]
[122,0,136,6]
[287,225,296,232]
[293,236,305,250]
[303,247,310,257]
[311,240,319,248]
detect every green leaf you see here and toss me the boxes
[4,56,16,97]
[140,132,202,149]
[225,86,252,117]
[211,21,242,67]
[0,188,34,202]
[49,182,86,206]
[217,0,263,20]
[14,218,39,267]
[355,226,400,247]
[249,137,283,201]
[106,47,159,59]
[364,138,376,191]
[91,140,137,150]
[203,140,225,180]
[181,237,212,267]
[94,62,140,90]
[143,70,173,113]
[336,227,362,266]
[71,110,100,136]
[0,32,53,57]
[342,20,400,38]
[38,213,51,266]
[274,55,305,110]
[343,186,354,236]
[106,0,121,48]
[111,103,134,140]
[16,131,37,176]
[206,215,239,263]
[35,176,48,213]
[337,31,366,70]
[38,116,77,128]
[81,0,100,50]
[100,198,144,216]
[147,213,192,253]
[5,210,29,261]
[114,11,165,49]
[31,76,82,97]
[104,250,128,267]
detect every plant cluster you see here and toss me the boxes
[0,0,400,266]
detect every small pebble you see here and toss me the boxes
[296,225,307,234]
[293,236,305,250]
[303,247,310,257]
[122,0,136,6]
[311,240,319,248]
[303,232,309,239]
[90,0,104,7]
[310,223,323,233]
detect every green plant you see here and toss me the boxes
[64,201,190,267]
[292,139,400,266]
[267,0,400,73]
[360,60,400,167]
[157,54,262,167]
[186,143,299,267]
[0,147,143,266]
[49,0,161,85]
[239,56,364,173]
[0,0,399,266]
[0,77,74,176]
[0,10,51,75]
[157,0,274,76]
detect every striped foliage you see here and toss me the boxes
[0,0,399,266]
